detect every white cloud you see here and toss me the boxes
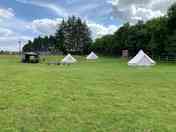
[0,8,15,19]
[30,18,119,39]
[0,7,35,51]
[15,0,119,38]
[0,26,33,51]
[0,6,117,51]
[31,18,62,36]
[0,36,32,51]
[0,28,14,37]
[0,1,121,51]
[108,0,176,23]
[87,21,119,39]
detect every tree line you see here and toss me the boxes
[92,3,176,57]
[23,3,176,57]
[23,16,92,54]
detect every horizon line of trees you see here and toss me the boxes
[91,3,176,57]
[23,16,92,55]
[23,3,176,57]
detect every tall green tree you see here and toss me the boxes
[23,40,33,52]
[167,3,176,31]
[55,16,92,54]
[55,20,67,54]
[23,16,92,54]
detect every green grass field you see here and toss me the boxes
[0,55,176,132]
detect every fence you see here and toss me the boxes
[153,55,176,63]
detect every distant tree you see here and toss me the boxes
[23,40,33,52]
[167,31,176,56]
[146,17,168,56]
[126,21,150,56]
[55,16,92,54]
[92,35,116,55]
[167,3,176,31]
[23,2,176,58]
[167,3,176,56]
[114,22,130,50]
[92,1,176,57]
[23,16,92,54]
[55,20,67,54]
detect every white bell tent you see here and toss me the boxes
[86,52,98,60]
[61,54,77,64]
[128,50,156,66]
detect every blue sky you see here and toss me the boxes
[0,0,174,51]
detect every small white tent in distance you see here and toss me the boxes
[128,50,156,66]
[61,54,77,64]
[86,52,98,60]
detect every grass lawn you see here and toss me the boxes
[0,55,176,132]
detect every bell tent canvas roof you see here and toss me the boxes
[86,52,98,60]
[61,54,77,64]
[128,50,156,66]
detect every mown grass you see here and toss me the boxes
[0,55,176,132]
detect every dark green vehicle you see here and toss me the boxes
[21,52,40,63]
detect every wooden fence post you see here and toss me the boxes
[166,56,169,62]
